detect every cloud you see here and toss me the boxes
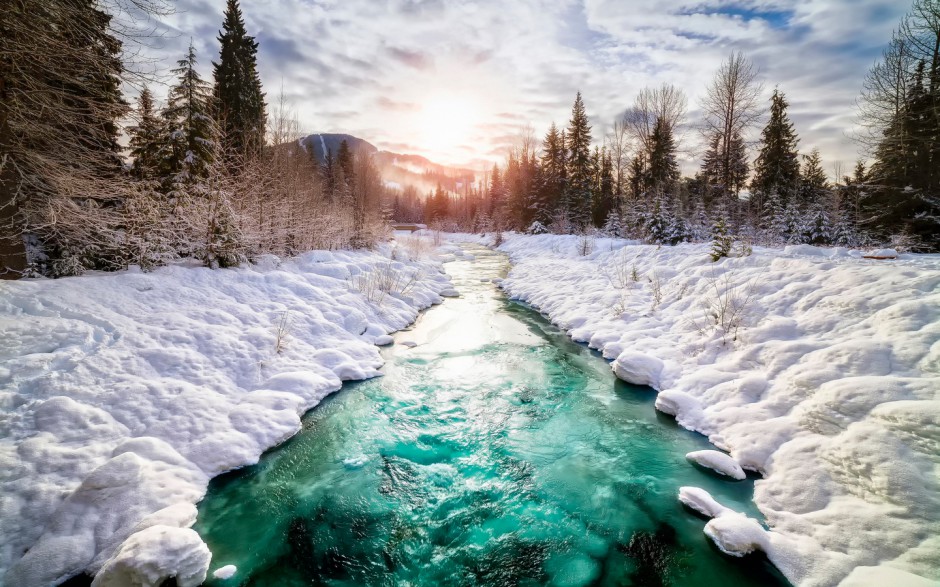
[136,0,909,172]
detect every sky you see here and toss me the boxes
[142,0,909,176]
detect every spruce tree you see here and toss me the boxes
[647,117,679,193]
[128,87,163,181]
[867,59,940,249]
[337,139,354,180]
[1,0,129,276]
[538,123,566,223]
[799,148,829,206]
[212,0,266,156]
[592,149,615,227]
[710,217,733,261]
[565,92,593,228]
[751,89,801,239]
[161,42,217,189]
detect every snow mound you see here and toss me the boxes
[457,233,940,587]
[679,487,769,558]
[0,248,452,585]
[91,526,210,587]
[611,350,664,390]
[864,248,899,259]
[212,564,237,580]
[685,450,746,480]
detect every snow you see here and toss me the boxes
[212,564,237,580]
[686,450,746,480]
[449,232,940,587]
[0,245,452,586]
[611,350,664,389]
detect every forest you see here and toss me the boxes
[1,0,939,281]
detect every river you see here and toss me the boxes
[193,245,788,587]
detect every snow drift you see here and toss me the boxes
[452,233,940,587]
[0,247,452,586]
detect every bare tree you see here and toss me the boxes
[856,33,914,152]
[606,116,632,199]
[700,51,763,199]
[626,84,688,157]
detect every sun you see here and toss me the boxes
[419,93,478,163]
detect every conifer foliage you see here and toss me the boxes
[565,92,594,228]
[751,89,801,239]
[213,0,266,157]
[861,0,940,250]
[161,42,217,189]
[127,87,163,181]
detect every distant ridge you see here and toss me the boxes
[299,133,378,162]
[294,133,477,195]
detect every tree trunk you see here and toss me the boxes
[0,76,28,279]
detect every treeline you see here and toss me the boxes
[1,0,388,278]
[422,0,940,252]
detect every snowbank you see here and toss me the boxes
[452,232,940,587]
[686,450,746,480]
[0,246,451,586]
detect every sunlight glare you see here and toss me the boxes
[419,93,478,163]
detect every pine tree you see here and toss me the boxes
[488,164,506,222]
[592,148,615,226]
[161,42,217,189]
[799,148,829,206]
[538,123,566,224]
[727,131,749,214]
[1,0,130,276]
[337,139,353,180]
[710,217,733,261]
[699,133,724,209]
[128,87,163,181]
[565,92,593,228]
[647,117,679,193]
[752,89,801,239]
[212,0,266,156]
[867,58,940,249]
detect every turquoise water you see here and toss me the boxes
[194,247,788,587]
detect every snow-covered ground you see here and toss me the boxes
[0,245,455,586]
[450,232,940,587]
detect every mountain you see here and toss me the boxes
[296,133,478,196]
[299,133,377,162]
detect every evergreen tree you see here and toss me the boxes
[727,131,750,214]
[710,217,733,261]
[161,42,217,189]
[538,123,566,224]
[565,92,593,228]
[799,148,829,206]
[426,184,449,222]
[59,0,127,175]
[488,164,507,222]
[751,89,801,237]
[699,133,724,209]
[128,87,163,180]
[1,0,130,276]
[867,59,940,249]
[647,117,680,193]
[592,149,615,227]
[337,139,354,180]
[212,0,266,156]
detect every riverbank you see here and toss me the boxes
[450,232,939,587]
[0,245,454,586]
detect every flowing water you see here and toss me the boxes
[194,246,788,587]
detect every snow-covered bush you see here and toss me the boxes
[710,218,733,262]
[349,261,421,305]
[692,270,758,344]
[527,221,548,235]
